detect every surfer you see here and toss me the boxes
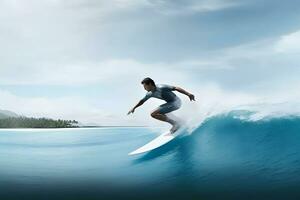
[127,77,195,133]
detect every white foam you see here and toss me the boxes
[167,84,300,134]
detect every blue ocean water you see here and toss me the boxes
[1,111,300,200]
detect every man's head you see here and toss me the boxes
[141,77,156,91]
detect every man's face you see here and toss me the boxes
[143,83,154,91]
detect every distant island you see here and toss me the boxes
[0,109,149,128]
[0,117,79,128]
[0,109,78,128]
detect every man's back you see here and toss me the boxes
[142,84,178,103]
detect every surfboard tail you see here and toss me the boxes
[128,127,187,156]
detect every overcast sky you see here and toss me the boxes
[1,0,300,126]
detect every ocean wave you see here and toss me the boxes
[191,109,300,134]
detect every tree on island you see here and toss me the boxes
[0,117,79,128]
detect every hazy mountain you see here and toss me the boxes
[0,109,19,119]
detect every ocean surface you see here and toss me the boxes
[1,110,300,200]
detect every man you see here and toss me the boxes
[127,77,195,133]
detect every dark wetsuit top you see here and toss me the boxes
[141,84,179,103]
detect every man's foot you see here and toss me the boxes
[170,123,181,134]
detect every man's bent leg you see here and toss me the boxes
[150,110,176,125]
[151,111,180,133]
[151,100,182,133]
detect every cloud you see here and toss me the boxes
[147,0,241,15]
[0,89,99,122]
[0,0,247,66]
[275,30,300,53]
[1,28,300,107]
[171,31,300,94]
[0,59,190,85]
[57,0,241,16]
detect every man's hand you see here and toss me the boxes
[174,86,195,101]
[127,108,135,115]
[188,93,195,101]
[127,100,144,115]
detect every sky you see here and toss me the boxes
[0,0,300,126]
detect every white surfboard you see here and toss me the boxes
[128,126,185,155]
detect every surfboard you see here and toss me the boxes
[128,126,185,155]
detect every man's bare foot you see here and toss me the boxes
[170,123,180,134]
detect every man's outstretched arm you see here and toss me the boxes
[127,100,144,115]
[174,86,195,101]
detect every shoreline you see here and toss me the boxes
[0,126,164,130]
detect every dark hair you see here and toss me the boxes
[141,77,155,86]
